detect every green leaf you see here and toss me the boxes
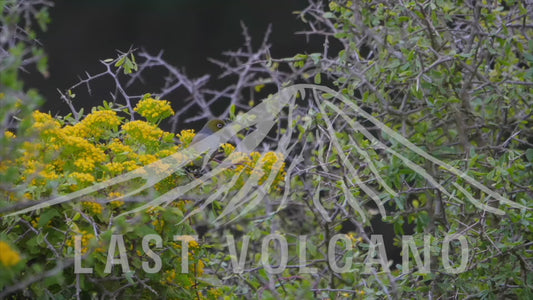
[309,53,322,64]
[229,104,236,120]
[38,208,60,227]
[115,56,126,68]
[314,72,321,84]
[526,148,533,162]
[323,12,335,19]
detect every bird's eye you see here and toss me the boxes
[217,123,223,128]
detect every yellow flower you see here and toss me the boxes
[228,152,251,165]
[122,120,166,146]
[74,158,95,172]
[226,151,286,191]
[134,97,174,123]
[108,192,125,208]
[0,241,21,267]
[61,124,84,137]
[221,143,235,155]
[152,219,165,232]
[121,160,139,171]
[348,233,363,243]
[161,269,177,285]
[139,154,158,165]
[32,111,61,137]
[156,147,178,158]
[4,131,15,139]
[66,231,96,254]
[175,235,199,249]
[104,162,125,174]
[195,259,205,276]
[108,191,123,198]
[208,288,223,298]
[61,110,121,139]
[31,217,40,228]
[78,110,121,138]
[82,201,103,215]
[39,169,59,181]
[108,139,133,154]
[62,135,106,163]
[176,129,196,146]
[70,172,96,184]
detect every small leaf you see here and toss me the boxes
[321,93,334,99]
[314,72,321,84]
[309,53,322,65]
[526,148,533,162]
[230,104,236,119]
[323,12,335,19]
[115,56,126,68]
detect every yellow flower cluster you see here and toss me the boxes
[252,152,286,185]
[121,160,139,171]
[70,172,96,185]
[156,147,179,158]
[4,130,16,139]
[74,158,95,172]
[225,150,286,191]
[348,233,364,243]
[160,265,201,286]
[62,135,107,163]
[40,169,60,180]
[82,201,103,215]
[207,288,223,298]
[134,97,174,124]
[8,108,179,197]
[108,138,134,155]
[28,168,60,187]
[176,129,196,147]
[138,154,158,165]
[74,110,122,139]
[108,192,125,208]
[0,241,21,267]
[175,235,199,249]
[169,199,193,211]
[161,269,177,285]
[152,219,165,232]
[221,143,235,156]
[104,162,125,175]
[32,111,61,137]
[195,259,205,276]
[31,217,40,228]
[122,120,174,146]
[66,231,96,254]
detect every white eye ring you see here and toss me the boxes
[217,123,223,128]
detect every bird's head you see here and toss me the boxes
[198,119,225,135]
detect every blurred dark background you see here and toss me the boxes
[22,0,317,117]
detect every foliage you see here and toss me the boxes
[0,98,285,298]
[1,0,533,299]
[0,0,50,178]
[282,0,533,298]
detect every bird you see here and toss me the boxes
[192,119,225,145]
[189,119,226,171]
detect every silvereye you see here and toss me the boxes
[190,119,226,169]
[192,119,225,144]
